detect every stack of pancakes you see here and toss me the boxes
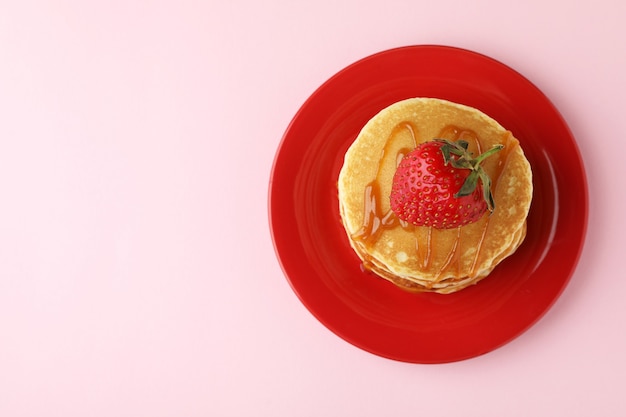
[337,98,533,294]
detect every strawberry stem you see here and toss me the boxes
[436,139,503,212]
[472,144,504,167]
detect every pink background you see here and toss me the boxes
[0,1,623,416]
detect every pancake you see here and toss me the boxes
[337,98,533,294]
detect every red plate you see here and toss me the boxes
[268,45,588,363]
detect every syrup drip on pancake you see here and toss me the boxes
[434,226,462,281]
[352,122,518,284]
[416,227,433,270]
[468,131,516,277]
[351,122,418,245]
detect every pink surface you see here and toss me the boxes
[0,1,622,416]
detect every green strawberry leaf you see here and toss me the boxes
[479,171,495,211]
[455,170,479,197]
[437,139,503,212]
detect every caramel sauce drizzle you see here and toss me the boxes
[351,122,417,245]
[468,131,515,277]
[434,226,462,282]
[350,181,398,246]
[415,227,433,270]
[352,121,518,281]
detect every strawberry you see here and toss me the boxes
[389,139,503,229]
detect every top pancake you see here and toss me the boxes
[337,98,533,293]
